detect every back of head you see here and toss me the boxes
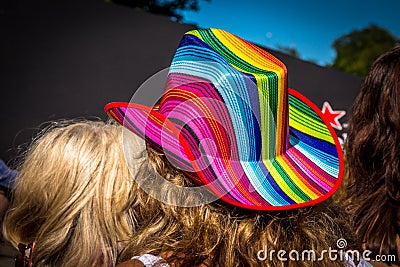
[120,148,357,267]
[106,28,356,267]
[345,46,400,264]
[3,120,150,267]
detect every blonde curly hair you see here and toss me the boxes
[3,120,157,267]
[3,119,357,267]
[118,147,358,267]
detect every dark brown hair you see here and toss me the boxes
[344,46,400,264]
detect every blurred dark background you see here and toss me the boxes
[0,0,362,165]
[0,0,196,164]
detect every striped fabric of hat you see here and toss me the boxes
[105,28,343,210]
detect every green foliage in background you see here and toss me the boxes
[331,25,398,77]
[105,2,399,75]
[109,0,210,22]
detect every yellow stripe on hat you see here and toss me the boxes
[289,106,334,144]
[187,30,202,40]
[275,155,320,200]
[211,29,288,158]
[263,159,304,203]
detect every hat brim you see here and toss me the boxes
[105,88,343,211]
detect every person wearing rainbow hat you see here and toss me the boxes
[3,29,370,267]
[108,29,369,266]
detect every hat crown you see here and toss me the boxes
[105,28,343,210]
[156,29,289,161]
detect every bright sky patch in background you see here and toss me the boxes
[182,0,400,65]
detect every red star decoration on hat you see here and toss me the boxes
[321,101,346,131]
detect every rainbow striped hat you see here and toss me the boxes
[105,29,343,210]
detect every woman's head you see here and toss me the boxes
[3,120,153,267]
[345,46,400,264]
[119,147,357,267]
[346,46,400,186]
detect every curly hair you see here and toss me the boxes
[119,146,358,267]
[343,46,400,264]
[3,119,358,266]
[3,120,158,267]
